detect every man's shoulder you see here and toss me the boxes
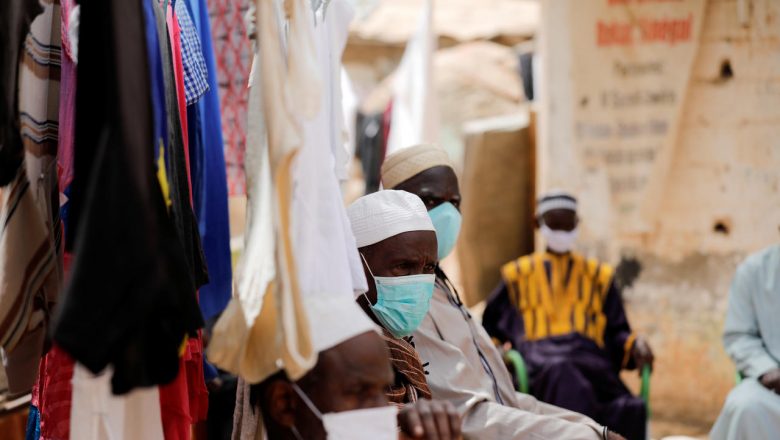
[737,245,780,279]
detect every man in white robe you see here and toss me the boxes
[711,245,780,440]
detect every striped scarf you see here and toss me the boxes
[380,330,432,405]
[0,167,58,394]
[0,0,61,395]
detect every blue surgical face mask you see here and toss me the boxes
[360,254,435,338]
[428,202,462,260]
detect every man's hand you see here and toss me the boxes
[759,368,780,394]
[398,399,462,440]
[631,336,654,373]
[607,431,627,440]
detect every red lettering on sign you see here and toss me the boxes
[596,14,692,46]
[597,21,634,46]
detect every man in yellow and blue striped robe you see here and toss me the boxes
[483,191,653,440]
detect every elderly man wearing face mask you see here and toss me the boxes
[483,190,654,440]
[252,295,461,440]
[381,145,626,440]
[347,190,446,405]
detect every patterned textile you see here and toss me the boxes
[492,251,635,367]
[2,0,61,396]
[484,251,645,440]
[0,168,58,394]
[379,330,432,405]
[176,0,209,105]
[33,345,75,440]
[207,0,251,195]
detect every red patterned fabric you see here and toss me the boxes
[207,0,251,195]
[34,345,75,440]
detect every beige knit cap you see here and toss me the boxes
[381,144,453,189]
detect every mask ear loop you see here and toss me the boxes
[359,252,376,278]
[291,382,324,420]
[359,252,378,306]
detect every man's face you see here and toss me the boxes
[394,166,461,212]
[359,230,438,304]
[266,332,394,439]
[540,208,578,231]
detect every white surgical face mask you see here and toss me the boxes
[540,223,578,253]
[291,383,399,440]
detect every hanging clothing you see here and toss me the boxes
[53,0,201,395]
[152,0,209,308]
[209,0,251,195]
[69,364,165,440]
[0,0,41,186]
[0,168,57,394]
[385,0,438,155]
[32,345,74,440]
[57,0,77,232]
[1,0,61,396]
[183,0,237,423]
[149,1,209,435]
[208,0,318,384]
[175,0,209,106]
[159,1,210,301]
[185,0,232,322]
[484,251,645,440]
[711,245,780,440]
[29,2,79,438]
[295,0,368,302]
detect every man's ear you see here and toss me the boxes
[266,380,297,428]
[533,216,540,229]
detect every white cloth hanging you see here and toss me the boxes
[385,0,439,155]
[69,365,164,440]
[209,0,320,384]
[293,0,368,303]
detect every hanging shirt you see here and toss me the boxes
[295,0,368,302]
[185,0,232,322]
[175,0,209,105]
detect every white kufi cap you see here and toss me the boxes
[347,190,435,248]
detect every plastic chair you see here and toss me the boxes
[503,349,652,416]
